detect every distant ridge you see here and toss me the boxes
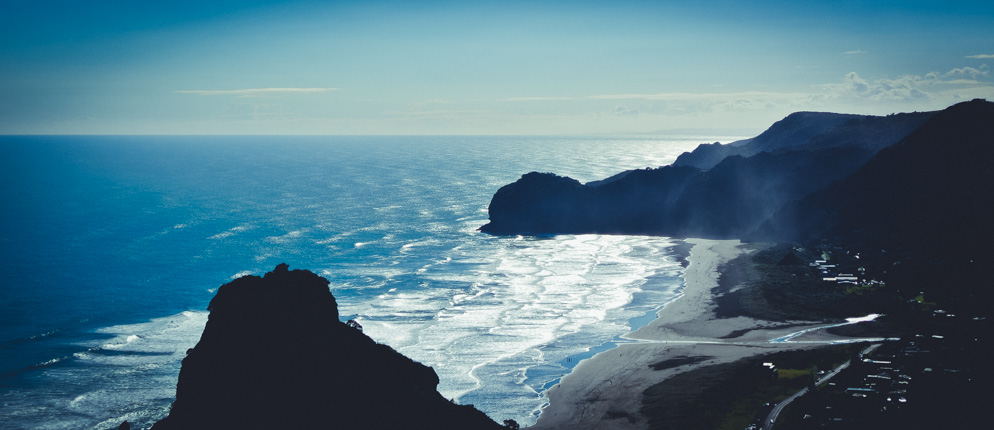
[672,110,932,170]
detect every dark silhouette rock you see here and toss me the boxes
[479,167,707,236]
[152,264,502,430]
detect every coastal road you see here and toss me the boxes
[763,343,881,430]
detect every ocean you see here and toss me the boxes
[0,135,729,429]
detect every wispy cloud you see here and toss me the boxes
[965,54,994,59]
[937,79,985,85]
[817,66,993,103]
[945,66,989,79]
[175,88,338,97]
[385,109,496,119]
[412,98,451,108]
[611,104,640,116]
[503,96,576,101]
[844,49,867,55]
[588,91,807,101]
[823,72,930,102]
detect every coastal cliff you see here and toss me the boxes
[152,264,503,430]
[480,140,900,238]
[479,103,983,240]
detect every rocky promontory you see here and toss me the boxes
[152,264,503,430]
[479,106,943,239]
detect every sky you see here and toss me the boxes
[2,0,993,135]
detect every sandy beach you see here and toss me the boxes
[530,239,863,430]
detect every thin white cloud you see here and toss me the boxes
[175,88,338,96]
[820,72,930,102]
[503,96,576,101]
[936,79,984,85]
[611,104,640,116]
[818,67,994,104]
[385,109,496,119]
[844,50,867,55]
[412,98,451,108]
[965,54,994,59]
[588,91,807,101]
[945,66,989,79]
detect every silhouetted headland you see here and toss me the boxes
[151,263,503,430]
[479,107,937,238]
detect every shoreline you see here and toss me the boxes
[529,239,866,430]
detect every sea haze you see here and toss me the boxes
[0,135,725,428]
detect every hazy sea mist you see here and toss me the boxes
[0,135,734,428]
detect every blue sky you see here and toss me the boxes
[2,0,993,135]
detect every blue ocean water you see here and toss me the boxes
[0,135,726,429]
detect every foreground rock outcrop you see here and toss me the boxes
[152,264,503,430]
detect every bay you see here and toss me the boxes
[0,135,733,428]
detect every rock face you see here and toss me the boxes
[152,264,502,430]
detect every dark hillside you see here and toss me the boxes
[755,99,994,310]
[673,111,932,170]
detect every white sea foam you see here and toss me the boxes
[35,357,64,367]
[344,234,682,425]
[230,270,254,279]
[86,312,207,362]
[265,229,305,243]
[3,311,208,429]
[208,224,252,240]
